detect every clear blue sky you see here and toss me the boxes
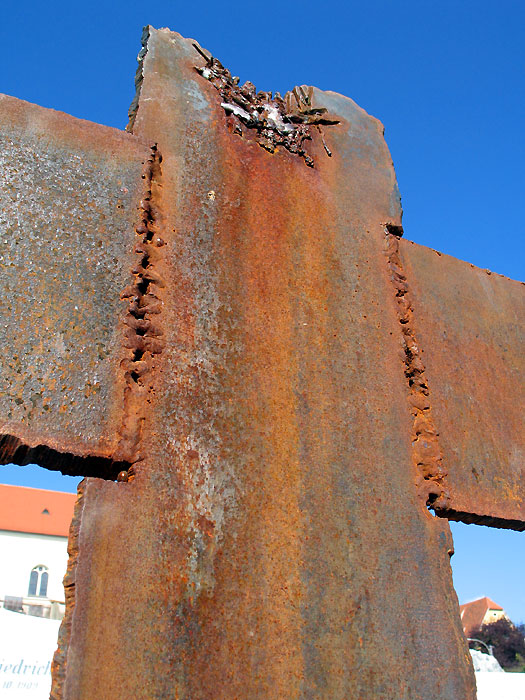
[1,1,523,622]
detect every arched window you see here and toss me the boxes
[39,570,49,597]
[28,569,38,596]
[28,565,49,597]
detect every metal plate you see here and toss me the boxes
[0,94,151,470]
[400,239,525,529]
[58,28,476,700]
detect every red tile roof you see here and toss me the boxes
[0,484,76,537]
[460,597,504,637]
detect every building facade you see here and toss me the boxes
[0,485,75,620]
[460,596,507,638]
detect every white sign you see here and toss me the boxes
[475,672,525,700]
[0,608,61,698]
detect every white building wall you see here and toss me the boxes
[0,530,68,603]
[482,608,506,625]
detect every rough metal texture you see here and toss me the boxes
[0,94,151,475]
[0,25,522,700]
[398,240,525,529]
[54,28,477,700]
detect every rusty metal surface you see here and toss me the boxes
[0,94,151,472]
[399,239,525,529]
[56,28,476,699]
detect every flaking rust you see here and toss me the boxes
[193,43,339,166]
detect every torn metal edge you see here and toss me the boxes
[50,479,87,700]
[127,25,151,133]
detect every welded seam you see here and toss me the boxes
[50,479,86,700]
[384,226,450,511]
[114,145,166,480]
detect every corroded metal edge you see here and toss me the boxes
[191,45,340,167]
[127,26,150,133]
[50,479,87,699]
[0,434,127,480]
[438,507,525,531]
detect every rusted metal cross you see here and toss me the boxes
[0,27,523,700]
